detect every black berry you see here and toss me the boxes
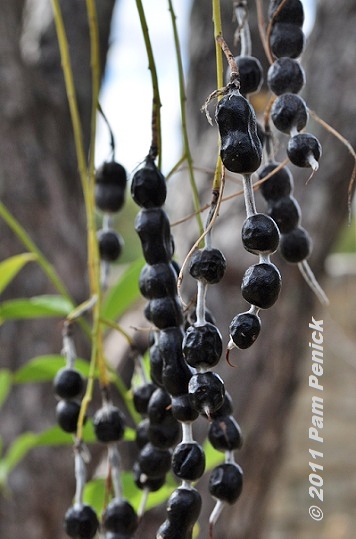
[138,443,172,478]
[241,213,280,255]
[229,311,261,349]
[271,93,308,134]
[287,133,322,168]
[102,498,138,535]
[56,399,84,433]
[234,55,264,96]
[183,323,223,369]
[133,383,157,415]
[270,23,305,59]
[280,226,312,263]
[95,161,127,213]
[259,163,294,202]
[171,442,206,481]
[131,157,167,208]
[268,195,301,233]
[97,229,124,262]
[188,371,225,417]
[267,57,305,95]
[189,248,227,284]
[64,504,99,538]
[209,462,244,504]
[241,262,282,309]
[139,263,178,299]
[93,405,125,443]
[208,416,243,452]
[269,0,304,26]
[53,367,84,399]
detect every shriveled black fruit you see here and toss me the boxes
[93,404,125,443]
[97,229,124,262]
[216,90,262,174]
[209,462,243,504]
[135,418,150,450]
[271,93,308,134]
[149,344,164,388]
[189,248,226,284]
[64,504,99,539]
[171,394,199,423]
[148,416,180,449]
[139,262,177,299]
[138,442,172,478]
[287,133,322,168]
[208,416,243,452]
[147,388,172,424]
[133,461,166,492]
[188,371,225,416]
[144,295,183,329]
[134,208,172,265]
[241,262,281,309]
[183,322,223,369]
[270,23,305,59]
[229,311,261,349]
[171,442,206,481]
[131,157,167,208]
[268,195,301,233]
[280,226,312,263]
[159,327,192,396]
[165,487,202,529]
[269,0,304,26]
[56,400,84,433]
[53,367,84,399]
[267,57,305,95]
[241,213,280,255]
[234,55,264,95]
[95,161,127,213]
[259,163,294,201]
[102,498,138,535]
[210,391,234,419]
[133,383,157,415]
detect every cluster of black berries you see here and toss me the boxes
[132,156,207,537]
[95,160,127,287]
[268,0,321,171]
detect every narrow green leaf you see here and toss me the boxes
[0,295,74,321]
[13,355,91,384]
[0,432,38,485]
[101,258,143,321]
[0,369,12,408]
[0,253,37,294]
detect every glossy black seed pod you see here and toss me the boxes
[267,57,305,95]
[133,461,166,492]
[208,416,243,452]
[259,163,294,202]
[147,388,172,424]
[144,295,183,329]
[64,504,99,539]
[241,262,282,309]
[171,442,206,481]
[270,23,305,59]
[97,229,124,262]
[229,311,261,349]
[93,405,125,443]
[234,56,264,95]
[188,371,225,416]
[133,383,157,415]
[268,195,301,234]
[210,391,234,419]
[56,399,83,433]
[189,248,227,284]
[209,462,244,504]
[171,394,199,423]
[134,208,172,265]
[183,322,223,369]
[271,93,308,134]
[216,91,262,174]
[149,344,164,388]
[165,487,202,529]
[241,213,280,255]
[102,498,138,535]
[280,226,312,263]
[131,157,167,208]
[159,327,192,396]
[135,418,150,450]
[139,263,178,299]
[138,442,172,478]
[95,161,127,213]
[269,0,304,26]
[53,367,84,399]
[287,133,322,168]
[148,416,181,449]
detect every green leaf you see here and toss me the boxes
[13,355,91,384]
[0,369,12,408]
[0,295,74,321]
[203,439,224,470]
[0,432,38,485]
[101,258,143,321]
[0,253,37,294]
